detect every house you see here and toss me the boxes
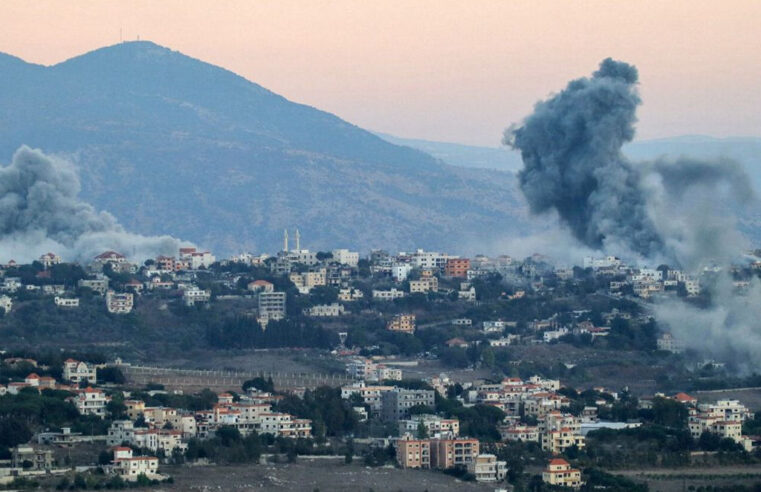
[305,303,345,317]
[247,280,274,293]
[337,287,364,302]
[372,288,406,301]
[78,275,109,295]
[12,445,53,471]
[657,333,685,353]
[458,283,477,302]
[93,251,135,273]
[111,447,159,481]
[445,337,468,348]
[182,286,211,306]
[0,295,12,313]
[54,296,80,307]
[387,314,415,333]
[543,458,582,489]
[39,252,62,268]
[63,358,97,384]
[106,290,134,314]
[179,248,216,269]
[467,454,507,482]
[410,277,438,293]
[398,414,460,438]
[72,387,110,418]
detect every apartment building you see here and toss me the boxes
[387,314,415,333]
[543,458,582,488]
[445,258,471,278]
[63,358,97,384]
[467,454,507,482]
[396,435,431,469]
[106,290,134,314]
[430,437,480,469]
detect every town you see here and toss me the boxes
[2,232,761,490]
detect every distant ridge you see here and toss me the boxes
[0,41,530,255]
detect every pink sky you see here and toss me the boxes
[1,0,759,146]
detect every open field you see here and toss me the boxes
[159,459,496,491]
[611,464,761,492]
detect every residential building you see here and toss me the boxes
[410,277,438,293]
[39,252,62,268]
[340,382,395,412]
[72,387,110,418]
[258,291,287,323]
[657,333,685,353]
[12,445,53,471]
[381,388,436,421]
[289,269,326,294]
[372,288,406,301]
[106,290,134,314]
[182,286,211,306]
[78,275,109,295]
[387,314,415,333]
[305,303,345,317]
[332,249,359,267]
[396,435,431,469]
[467,454,507,483]
[54,296,80,307]
[248,279,274,293]
[398,414,460,438]
[445,258,471,278]
[338,287,364,302]
[111,447,159,481]
[543,458,582,489]
[63,358,97,384]
[391,263,413,282]
[0,295,12,313]
[430,437,480,469]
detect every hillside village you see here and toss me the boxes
[2,233,761,489]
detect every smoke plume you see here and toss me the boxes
[0,146,188,263]
[504,58,753,269]
[505,58,760,371]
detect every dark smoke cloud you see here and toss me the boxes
[505,58,760,371]
[504,58,753,268]
[0,146,189,263]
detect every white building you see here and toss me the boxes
[467,454,508,483]
[338,287,364,302]
[54,297,80,308]
[182,286,211,306]
[305,303,345,317]
[0,295,12,313]
[111,447,159,481]
[332,249,360,267]
[63,359,97,384]
[372,288,406,301]
[391,263,414,282]
[543,327,569,343]
[106,290,134,314]
[72,387,110,418]
[657,333,685,353]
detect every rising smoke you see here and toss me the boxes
[0,146,188,263]
[505,58,760,371]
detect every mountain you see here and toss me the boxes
[376,132,524,173]
[376,133,761,191]
[0,41,532,255]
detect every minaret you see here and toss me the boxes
[283,229,289,252]
[295,228,301,251]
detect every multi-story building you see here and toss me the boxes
[332,249,360,267]
[467,454,508,482]
[289,269,327,294]
[78,275,109,295]
[54,297,80,307]
[337,287,364,302]
[182,286,212,306]
[657,333,685,353]
[688,399,752,444]
[381,388,436,421]
[540,411,585,453]
[445,258,471,278]
[305,303,345,317]
[430,437,480,469]
[39,252,62,268]
[340,382,395,412]
[258,291,287,323]
[543,458,582,489]
[387,314,415,333]
[396,435,431,469]
[398,414,460,438]
[0,295,12,313]
[111,447,159,481]
[72,387,110,418]
[372,288,406,301]
[106,290,134,314]
[63,358,97,384]
[409,277,438,293]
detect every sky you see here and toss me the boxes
[1,1,759,146]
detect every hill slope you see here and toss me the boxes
[0,42,530,255]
